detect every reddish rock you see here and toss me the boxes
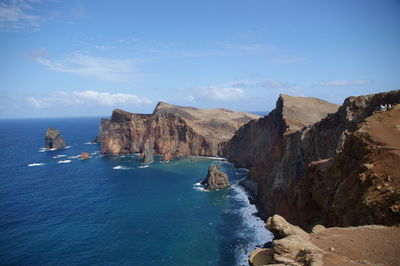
[162,151,172,161]
[80,152,90,160]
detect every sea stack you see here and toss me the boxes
[45,127,66,149]
[143,141,154,164]
[201,164,230,190]
[80,152,90,160]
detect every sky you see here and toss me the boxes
[0,0,399,118]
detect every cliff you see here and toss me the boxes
[222,90,400,229]
[97,102,260,157]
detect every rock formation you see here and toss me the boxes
[162,151,172,162]
[142,140,154,164]
[80,152,90,160]
[250,215,400,266]
[45,127,66,149]
[223,90,400,229]
[201,164,230,190]
[97,102,260,157]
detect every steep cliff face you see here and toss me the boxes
[221,94,339,167]
[223,90,400,229]
[97,102,260,157]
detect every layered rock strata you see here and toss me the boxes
[223,90,400,229]
[97,102,260,157]
[201,164,230,190]
[45,127,66,149]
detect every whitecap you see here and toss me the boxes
[57,160,71,164]
[91,151,99,155]
[84,142,96,144]
[52,154,67,159]
[48,148,58,151]
[113,165,131,170]
[28,163,44,167]
[67,155,81,159]
[193,186,208,192]
[64,146,71,149]
[38,148,47,152]
[160,160,170,164]
[138,165,149,169]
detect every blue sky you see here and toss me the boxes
[1,0,399,118]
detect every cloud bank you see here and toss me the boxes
[319,79,374,87]
[183,87,245,102]
[27,90,152,108]
[32,52,139,83]
[0,0,42,31]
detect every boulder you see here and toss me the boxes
[201,164,230,190]
[45,127,66,149]
[80,152,90,160]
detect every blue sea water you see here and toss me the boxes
[0,117,272,266]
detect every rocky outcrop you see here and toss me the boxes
[162,151,172,162]
[223,90,400,229]
[45,127,66,149]
[142,140,154,164]
[201,164,230,190]
[250,215,400,266]
[97,102,260,157]
[80,152,90,159]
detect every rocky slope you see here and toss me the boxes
[97,102,260,157]
[250,215,400,266]
[45,127,66,149]
[222,90,400,229]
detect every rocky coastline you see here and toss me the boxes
[94,90,400,265]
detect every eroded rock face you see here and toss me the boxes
[201,164,230,190]
[97,102,260,157]
[223,90,400,229]
[45,127,66,149]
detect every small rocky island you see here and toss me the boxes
[201,164,230,190]
[45,127,66,149]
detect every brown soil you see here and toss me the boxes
[365,105,400,155]
[311,226,400,266]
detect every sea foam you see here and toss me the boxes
[57,160,71,164]
[27,163,44,167]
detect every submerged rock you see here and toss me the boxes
[45,127,66,149]
[201,164,230,190]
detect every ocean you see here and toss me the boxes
[0,117,272,266]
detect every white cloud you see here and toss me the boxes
[319,79,374,87]
[232,80,295,90]
[0,0,42,31]
[26,90,152,108]
[183,87,245,102]
[32,53,139,83]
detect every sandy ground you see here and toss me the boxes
[365,105,400,155]
[311,226,400,266]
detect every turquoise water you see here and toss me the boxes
[0,117,272,265]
